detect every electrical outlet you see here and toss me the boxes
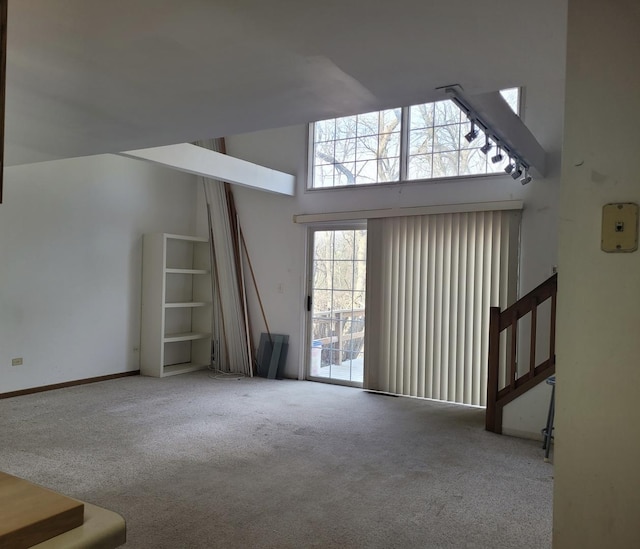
[11,358,23,366]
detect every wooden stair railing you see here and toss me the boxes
[486,273,557,433]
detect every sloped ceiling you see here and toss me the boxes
[5,0,567,166]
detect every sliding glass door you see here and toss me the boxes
[307,227,366,386]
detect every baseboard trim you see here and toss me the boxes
[501,427,544,442]
[0,371,140,400]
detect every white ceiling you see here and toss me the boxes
[5,0,568,166]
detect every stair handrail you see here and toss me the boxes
[486,273,557,433]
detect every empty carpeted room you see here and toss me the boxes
[0,372,553,548]
[1,1,640,548]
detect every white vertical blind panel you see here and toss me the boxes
[426,216,437,398]
[409,217,424,395]
[464,215,477,404]
[365,210,519,405]
[416,219,428,398]
[433,215,444,400]
[396,220,407,394]
[447,214,460,403]
[456,213,469,404]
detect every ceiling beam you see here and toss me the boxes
[119,143,295,196]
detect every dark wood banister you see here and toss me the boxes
[486,273,557,433]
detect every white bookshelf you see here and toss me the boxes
[140,233,212,377]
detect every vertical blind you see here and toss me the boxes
[364,210,520,406]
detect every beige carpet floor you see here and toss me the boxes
[0,372,553,548]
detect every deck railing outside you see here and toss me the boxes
[312,308,365,365]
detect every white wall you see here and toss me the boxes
[0,154,198,393]
[554,1,640,546]
[226,77,563,437]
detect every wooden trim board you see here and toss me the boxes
[293,200,523,224]
[0,371,140,400]
[0,472,84,548]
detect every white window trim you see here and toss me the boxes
[293,200,523,224]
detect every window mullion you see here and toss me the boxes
[399,106,410,182]
[307,123,315,190]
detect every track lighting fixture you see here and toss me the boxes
[504,161,515,174]
[464,122,479,143]
[446,86,542,185]
[511,164,523,180]
[491,149,504,164]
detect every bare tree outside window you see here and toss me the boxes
[311,88,520,188]
[311,230,367,371]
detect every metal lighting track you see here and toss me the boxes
[445,85,547,179]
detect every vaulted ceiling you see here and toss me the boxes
[6,0,567,166]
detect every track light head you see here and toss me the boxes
[491,149,504,164]
[464,123,479,143]
[520,170,532,185]
[511,165,523,180]
[480,140,492,155]
[504,161,515,174]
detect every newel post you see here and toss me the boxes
[486,306,501,433]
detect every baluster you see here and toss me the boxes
[550,292,557,365]
[510,313,518,390]
[530,299,538,378]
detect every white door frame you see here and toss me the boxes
[303,222,367,388]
